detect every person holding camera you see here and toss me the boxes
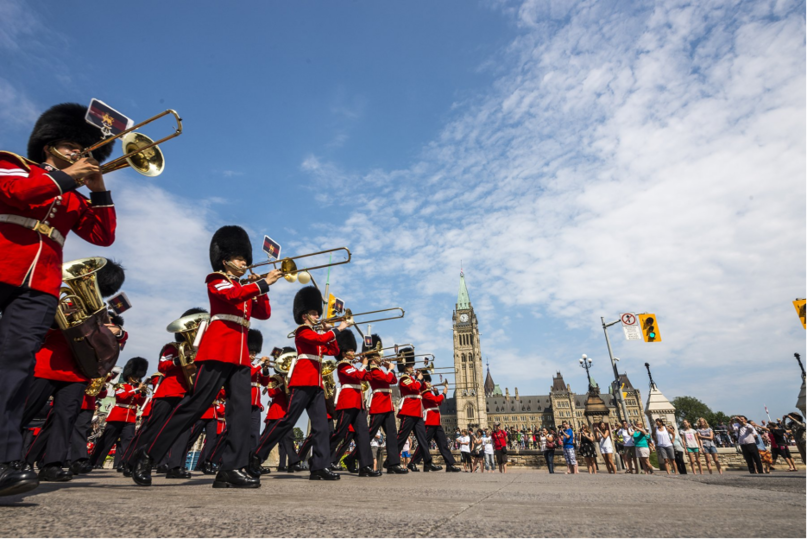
[731,415,763,474]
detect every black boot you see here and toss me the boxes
[131,450,154,487]
[122,462,133,477]
[79,460,93,474]
[38,464,73,482]
[0,464,38,497]
[288,462,304,473]
[424,462,443,472]
[165,467,191,479]
[407,463,420,472]
[445,464,462,472]
[387,464,409,474]
[247,453,262,479]
[276,465,287,472]
[309,468,340,481]
[116,465,125,473]
[358,466,382,477]
[155,463,169,474]
[212,468,260,489]
[260,467,272,475]
[344,458,358,473]
[200,461,216,475]
[69,461,83,475]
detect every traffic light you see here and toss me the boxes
[326,294,337,319]
[638,313,661,342]
[794,299,806,329]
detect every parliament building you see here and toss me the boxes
[440,272,646,432]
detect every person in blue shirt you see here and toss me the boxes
[560,421,578,474]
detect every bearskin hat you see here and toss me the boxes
[396,347,415,373]
[122,357,148,381]
[174,307,208,342]
[108,311,124,327]
[335,329,357,359]
[97,259,125,298]
[248,329,263,356]
[209,225,252,272]
[361,334,382,353]
[422,373,432,383]
[27,103,115,164]
[293,286,323,324]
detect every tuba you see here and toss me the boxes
[57,257,120,379]
[273,351,296,375]
[166,312,211,391]
[85,376,107,397]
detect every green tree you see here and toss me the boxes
[671,396,713,426]
[293,427,305,442]
[711,411,730,426]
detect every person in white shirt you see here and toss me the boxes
[481,429,494,473]
[617,420,638,474]
[370,432,381,471]
[458,429,471,472]
[653,419,677,475]
[594,422,616,474]
[731,415,763,474]
[680,419,704,475]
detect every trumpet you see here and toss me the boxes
[355,343,411,360]
[49,109,182,178]
[377,352,435,363]
[233,247,351,284]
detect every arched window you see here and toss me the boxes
[462,353,466,363]
[466,403,475,420]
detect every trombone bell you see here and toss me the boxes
[116,132,165,177]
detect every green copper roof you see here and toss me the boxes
[457,271,470,310]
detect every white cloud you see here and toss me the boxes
[299,0,806,415]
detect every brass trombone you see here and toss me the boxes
[235,247,351,284]
[356,343,413,360]
[315,307,405,329]
[51,110,183,178]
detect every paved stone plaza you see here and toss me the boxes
[0,470,804,537]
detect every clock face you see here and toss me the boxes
[459,313,469,323]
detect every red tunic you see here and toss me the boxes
[367,367,396,415]
[154,343,188,398]
[81,386,107,411]
[0,152,116,297]
[195,273,271,366]
[214,402,227,434]
[422,391,444,426]
[250,364,270,409]
[33,329,89,383]
[397,374,423,418]
[200,403,216,420]
[265,381,289,421]
[335,362,370,411]
[105,383,146,423]
[289,326,339,388]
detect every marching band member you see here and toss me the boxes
[123,371,161,473]
[254,347,301,473]
[69,371,112,475]
[328,330,380,477]
[247,329,270,454]
[0,103,118,496]
[250,286,347,481]
[395,348,440,472]
[408,375,461,472]
[17,261,126,481]
[126,308,208,479]
[343,334,408,474]
[191,389,226,475]
[89,357,148,469]
[131,226,280,488]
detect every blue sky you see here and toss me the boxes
[2,0,805,422]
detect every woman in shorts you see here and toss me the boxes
[680,420,704,474]
[401,435,412,466]
[578,425,598,474]
[595,422,616,473]
[696,417,723,474]
[632,421,655,474]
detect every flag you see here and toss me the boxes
[364,335,373,348]
[333,297,344,314]
[85,98,132,137]
[262,235,281,260]
[108,292,132,314]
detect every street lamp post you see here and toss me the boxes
[579,354,593,391]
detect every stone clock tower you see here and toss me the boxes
[452,271,488,430]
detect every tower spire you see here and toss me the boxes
[457,270,471,310]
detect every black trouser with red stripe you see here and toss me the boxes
[145,361,251,471]
[329,408,372,468]
[0,283,58,464]
[124,396,182,464]
[255,419,299,466]
[89,421,134,467]
[346,411,400,467]
[70,409,94,462]
[410,425,456,466]
[396,415,432,466]
[278,430,295,467]
[298,418,334,462]
[253,385,330,472]
[158,426,192,469]
[20,377,86,466]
